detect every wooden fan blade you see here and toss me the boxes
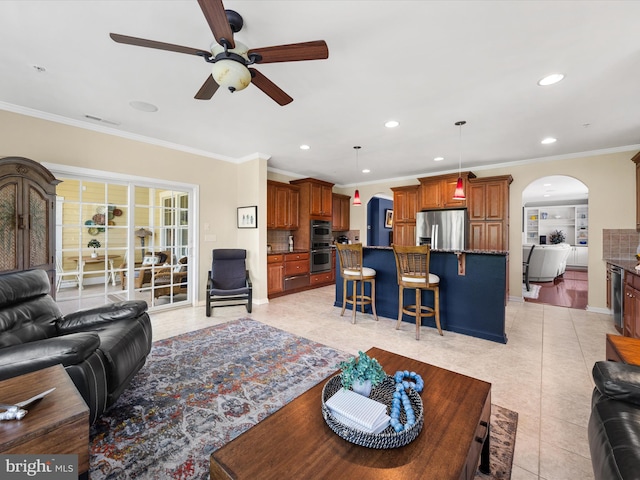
[110,33,207,56]
[197,0,235,49]
[249,40,328,64]
[249,68,293,106]
[195,75,219,100]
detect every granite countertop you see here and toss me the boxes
[605,257,640,274]
[268,249,309,255]
[363,245,508,255]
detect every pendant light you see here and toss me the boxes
[353,146,362,206]
[453,121,467,200]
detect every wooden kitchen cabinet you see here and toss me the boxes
[391,185,419,246]
[267,254,284,296]
[418,172,475,210]
[467,175,512,251]
[267,180,300,230]
[332,193,351,232]
[624,271,640,338]
[290,178,334,220]
[0,157,60,294]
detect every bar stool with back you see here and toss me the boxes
[336,243,378,324]
[392,244,443,340]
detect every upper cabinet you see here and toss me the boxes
[290,178,334,220]
[267,180,300,230]
[391,185,420,246]
[332,193,351,232]
[467,175,512,251]
[418,172,475,210]
[632,151,640,231]
[0,157,60,293]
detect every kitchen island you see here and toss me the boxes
[334,246,508,343]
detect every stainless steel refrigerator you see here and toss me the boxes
[415,208,467,250]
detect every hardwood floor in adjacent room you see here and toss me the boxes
[525,269,588,309]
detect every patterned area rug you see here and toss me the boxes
[90,319,517,479]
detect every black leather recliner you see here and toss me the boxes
[0,269,152,424]
[588,361,640,480]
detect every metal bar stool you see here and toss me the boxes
[336,243,378,324]
[392,244,442,340]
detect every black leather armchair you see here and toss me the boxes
[0,269,152,424]
[588,361,640,480]
[206,249,252,317]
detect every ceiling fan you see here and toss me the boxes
[110,0,328,106]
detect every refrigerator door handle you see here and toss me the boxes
[432,224,438,249]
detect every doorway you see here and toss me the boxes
[522,175,588,308]
[367,194,393,246]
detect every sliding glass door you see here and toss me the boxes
[54,174,194,314]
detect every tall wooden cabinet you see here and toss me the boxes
[467,175,512,251]
[267,180,299,230]
[0,157,60,293]
[332,193,351,232]
[391,185,419,246]
[290,178,335,251]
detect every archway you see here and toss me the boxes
[522,175,589,308]
[367,193,393,246]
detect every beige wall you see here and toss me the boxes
[0,109,246,304]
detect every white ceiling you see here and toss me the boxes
[1,1,639,192]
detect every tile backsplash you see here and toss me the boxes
[603,229,640,259]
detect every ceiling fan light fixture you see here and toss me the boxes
[211,59,251,92]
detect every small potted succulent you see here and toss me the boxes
[87,238,101,258]
[339,351,386,397]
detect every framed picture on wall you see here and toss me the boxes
[384,209,393,228]
[237,206,257,229]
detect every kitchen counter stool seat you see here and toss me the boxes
[393,244,443,340]
[336,244,378,324]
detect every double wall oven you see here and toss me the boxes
[310,220,332,273]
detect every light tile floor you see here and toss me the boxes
[149,286,617,480]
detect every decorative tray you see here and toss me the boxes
[321,375,424,449]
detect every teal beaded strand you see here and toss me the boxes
[390,370,424,433]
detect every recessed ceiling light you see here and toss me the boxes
[299,144,310,150]
[537,73,565,86]
[434,156,445,162]
[541,137,557,145]
[384,120,399,128]
[543,183,552,187]
[362,169,371,174]
[129,101,158,112]
[543,194,551,197]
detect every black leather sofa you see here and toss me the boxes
[0,269,152,424]
[588,361,640,480]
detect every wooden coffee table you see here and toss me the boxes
[210,347,491,480]
[606,333,640,366]
[0,364,90,476]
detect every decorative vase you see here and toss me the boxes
[352,379,372,397]
[91,251,98,258]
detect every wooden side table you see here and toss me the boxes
[0,364,90,476]
[606,333,640,366]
